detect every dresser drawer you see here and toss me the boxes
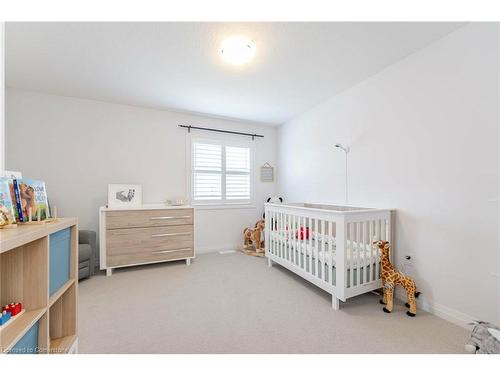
[106,225,193,256]
[106,209,193,229]
[107,247,194,267]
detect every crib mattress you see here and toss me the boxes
[271,250,379,288]
[268,236,380,287]
[269,233,379,267]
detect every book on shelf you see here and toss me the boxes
[13,179,51,222]
[0,177,17,224]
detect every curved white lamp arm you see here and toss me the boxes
[334,144,350,205]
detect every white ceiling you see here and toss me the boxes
[5,22,464,125]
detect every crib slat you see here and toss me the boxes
[295,216,303,268]
[375,219,380,280]
[278,211,282,258]
[274,210,278,256]
[353,222,357,287]
[281,213,284,259]
[361,221,366,283]
[280,212,283,259]
[307,217,314,275]
[303,216,306,270]
[313,217,316,273]
[302,216,306,269]
[300,215,305,269]
[328,221,333,285]
[296,214,301,265]
[274,212,280,257]
[294,216,301,266]
[292,214,295,263]
[292,214,296,264]
[289,214,293,262]
[368,220,373,282]
[313,219,319,277]
[363,221,371,283]
[295,214,299,266]
[285,213,288,260]
[285,214,291,260]
[321,219,325,281]
[284,214,288,261]
[356,221,361,287]
[308,217,312,274]
[291,214,295,263]
[273,211,276,256]
[271,210,274,256]
[282,212,285,259]
[293,216,301,266]
[317,219,320,279]
[295,214,300,266]
[349,222,354,289]
[285,214,292,261]
[269,210,273,256]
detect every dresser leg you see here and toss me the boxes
[106,268,113,277]
[186,258,191,266]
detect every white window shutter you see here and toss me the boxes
[226,146,250,173]
[192,140,252,204]
[193,143,222,172]
[193,143,222,200]
[225,146,251,200]
[226,174,250,200]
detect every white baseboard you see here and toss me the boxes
[395,290,476,330]
[195,244,240,254]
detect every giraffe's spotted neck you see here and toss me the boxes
[381,249,394,272]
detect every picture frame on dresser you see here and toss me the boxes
[99,204,195,276]
[107,184,142,208]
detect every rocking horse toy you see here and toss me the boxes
[243,219,265,253]
[374,240,420,317]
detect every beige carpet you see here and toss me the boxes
[78,252,468,353]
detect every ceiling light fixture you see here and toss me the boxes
[219,36,256,66]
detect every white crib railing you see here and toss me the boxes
[265,203,393,309]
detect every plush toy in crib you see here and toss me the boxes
[296,226,310,240]
[465,322,500,354]
[375,240,420,317]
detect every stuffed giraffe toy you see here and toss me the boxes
[375,240,420,317]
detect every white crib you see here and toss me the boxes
[264,203,393,310]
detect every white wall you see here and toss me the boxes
[278,23,500,326]
[5,89,277,253]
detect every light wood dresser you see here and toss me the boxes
[99,205,195,276]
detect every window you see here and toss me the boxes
[191,138,253,205]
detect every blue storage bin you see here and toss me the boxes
[50,228,71,295]
[9,321,39,354]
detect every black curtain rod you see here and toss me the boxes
[178,124,264,140]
